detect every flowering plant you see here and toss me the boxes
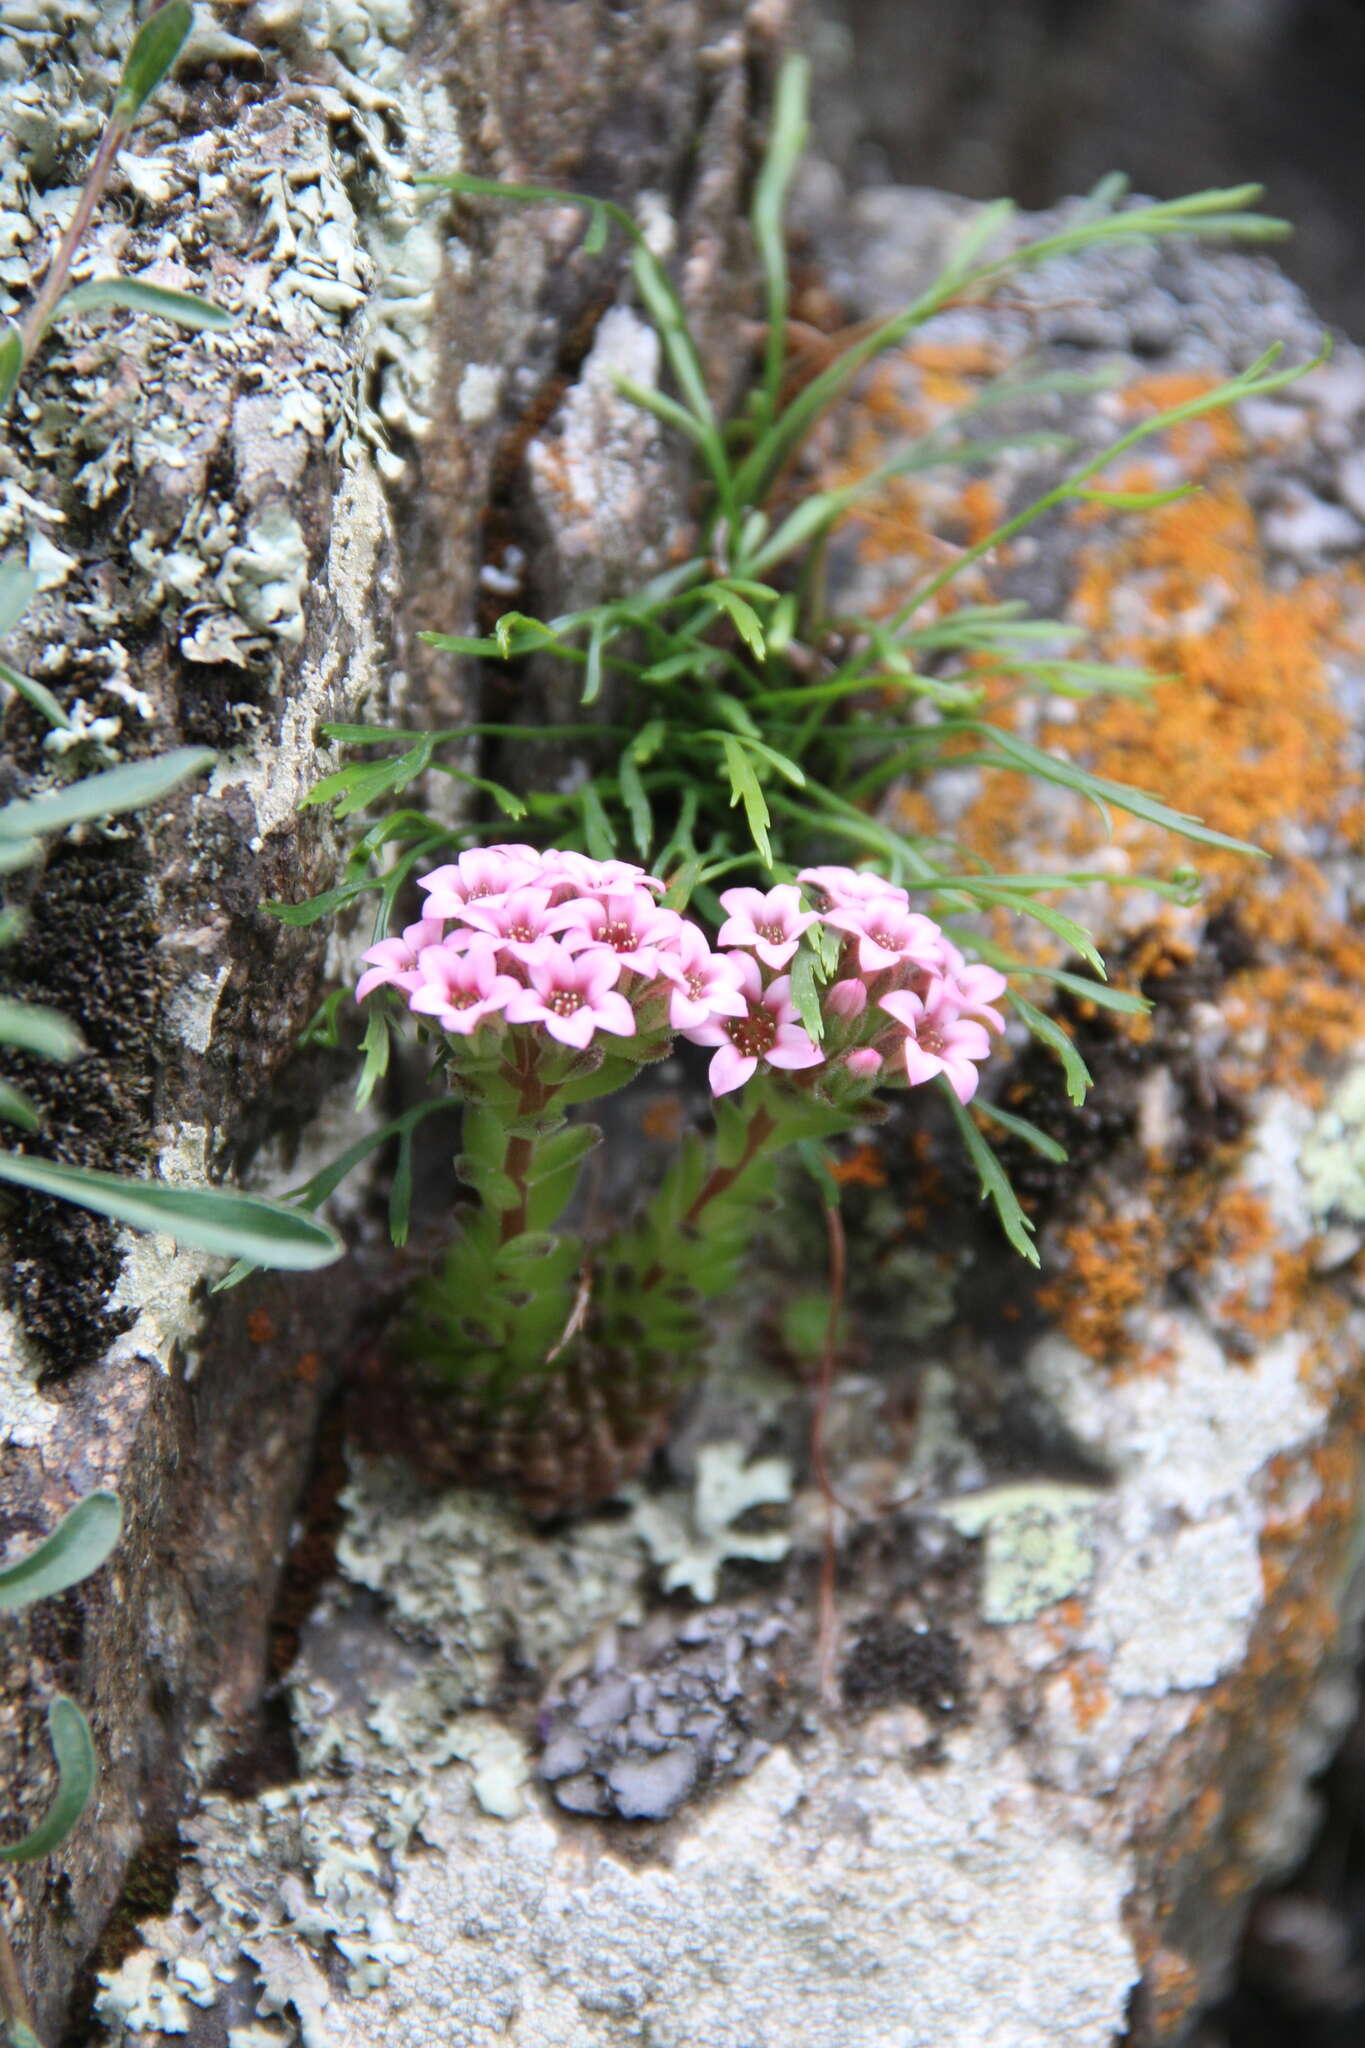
[358,844,1006,1511]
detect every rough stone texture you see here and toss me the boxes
[81,187,1365,2047]
[0,1,780,2037]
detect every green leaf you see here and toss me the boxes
[719,735,772,867]
[1068,482,1199,512]
[966,721,1264,857]
[617,748,653,859]
[0,654,74,732]
[0,1696,97,1863]
[0,556,36,639]
[751,55,809,427]
[56,277,233,332]
[8,2019,43,2048]
[527,1123,602,1184]
[972,1100,1068,1163]
[112,0,193,121]
[354,1005,390,1111]
[0,1081,38,1130]
[0,1154,344,1269]
[583,613,608,707]
[0,747,215,840]
[0,321,21,411]
[1008,994,1093,1107]
[940,1084,1040,1266]
[709,586,766,661]
[301,741,433,821]
[263,876,376,927]
[788,947,825,1045]
[0,1491,122,1612]
[580,782,615,860]
[0,998,83,1062]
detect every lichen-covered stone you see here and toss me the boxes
[0,0,779,2034]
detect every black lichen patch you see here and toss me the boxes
[0,843,159,1374]
[841,1614,967,1723]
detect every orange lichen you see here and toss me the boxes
[1063,1652,1113,1732]
[830,1142,888,1188]
[1037,1207,1167,1369]
[247,1308,275,1345]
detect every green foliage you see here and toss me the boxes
[287,59,1303,1254]
[0,1492,122,1613]
[111,0,194,123]
[0,1490,123,1874]
[0,1698,98,1865]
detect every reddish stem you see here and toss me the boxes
[639,1105,777,1291]
[812,1194,847,1712]
[19,116,128,369]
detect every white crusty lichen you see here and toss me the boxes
[629,1441,795,1602]
[939,1481,1104,1626]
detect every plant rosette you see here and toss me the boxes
[356,844,1006,1514]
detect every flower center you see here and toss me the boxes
[917,1025,945,1056]
[685,971,705,999]
[549,989,583,1017]
[727,1012,777,1059]
[508,920,537,942]
[450,988,479,1008]
[600,919,636,951]
[756,921,786,945]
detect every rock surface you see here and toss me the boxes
[0,1,778,2037]
[77,170,1365,2048]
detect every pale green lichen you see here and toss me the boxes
[1301,1064,1365,1226]
[940,1482,1104,1625]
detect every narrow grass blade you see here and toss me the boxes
[0,1698,97,1862]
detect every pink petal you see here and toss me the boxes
[709,1043,756,1096]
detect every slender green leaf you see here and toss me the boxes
[0,1081,38,1130]
[0,1492,122,1612]
[0,1154,344,1268]
[112,0,193,120]
[973,1100,1068,1163]
[0,654,73,732]
[720,736,772,867]
[710,586,766,661]
[355,1005,390,1110]
[8,2018,43,2048]
[1068,482,1198,511]
[0,557,36,639]
[941,1084,1040,1266]
[966,721,1264,857]
[0,1697,97,1862]
[56,277,233,332]
[0,321,21,411]
[263,876,376,927]
[580,781,615,859]
[0,999,82,1062]
[0,748,215,840]
[752,55,809,427]
[617,748,653,859]
[788,947,825,1044]
[1008,994,1093,1107]
[583,613,608,707]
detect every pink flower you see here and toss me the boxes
[686,954,824,1096]
[556,889,687,975]
[417,845,541,917]
[845,1047,884,1080]
[655,921,749,1031]
[797,865,911,914]
[407,941,519,1035]
[824,977,869,1022]
[458,886,573,963]
[716,884,819,970]
[879,988,997,1104]
[356,917,446,1001]
[823,900,948,977]
[938,947,1009,1033]
[543,850,666,899]
[503,943,637,1049]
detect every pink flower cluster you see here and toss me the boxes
[355,844,749,1057]
[356,846,1006,1104]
